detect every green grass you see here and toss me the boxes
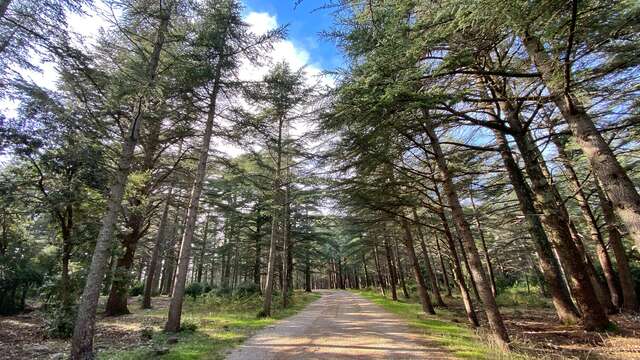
[100,291,321,360]
[495,283,550,309]
[353,290,526,360]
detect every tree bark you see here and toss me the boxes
[552,134,621,308]
[424,117,509,346]
[595,178,639,312]
[469,191,497,297]
[164,61,222,332]
[494,98,608,330]
[521,32,640,254]
[400,216,435,314]
[142,187,172,309]
[383,235,399,301]
[492,129,580,323]
[413,208,445,306]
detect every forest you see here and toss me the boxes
[1,0,639,359]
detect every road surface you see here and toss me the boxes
[226,290,452,359]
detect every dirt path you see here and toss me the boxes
[226,290,453,359]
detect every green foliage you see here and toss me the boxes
[129,281,145,297]
[0,248,43,315]
[44,304,77,339]
[495,283,550,308]
[101,291,320,359]
[179,320,198,332]
[233,282,261,298]
[185,282,205,300]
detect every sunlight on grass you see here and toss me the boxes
[100,291,321,360]
[353,290,527,360]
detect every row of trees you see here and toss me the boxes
[1,0,335,359]
[315,0,640,349]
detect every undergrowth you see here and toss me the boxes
[100,290,320,360]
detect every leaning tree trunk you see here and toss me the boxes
[495,98,608,331]
[435,190,479,327]
[412,208,445,306]
[469,191,497,297]
[595,178,639,312]
[424,117,509,346]
[373,243,386,296]
[552,134,621,308]
[400,216,435,314]
[165,63,222,332]
[492,129,580,323]
[71,10,171,359]
[392,235,410,299]
[521,33,640,253]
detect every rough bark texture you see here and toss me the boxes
[552,135,621,308]
[492,129,580,323]
[496,99,608,330]
[425,118,509,346]
[521,32,640,254]
[165,63,221,332]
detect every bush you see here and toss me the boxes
[44,305,76,339]
[0,255,43,315]
[180,319,198,332]
[129,281,145,297]
[185,282,204,300]
[233,282,261,298]
[214,286,232,297]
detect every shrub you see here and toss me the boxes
[185,282,204,300]
[44,305,76,339]
[180,320,198,332]
[233,282,261,298]
[129,281,145,297]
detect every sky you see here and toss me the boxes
[0,0,343,161]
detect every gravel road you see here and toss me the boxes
[226,290,453,359]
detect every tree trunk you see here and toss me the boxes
[552,134,621,308]
[142,188,172,309]
[521,32,640,254]
[71,10,171,358]
[413,208,445,306]
[197,216,210,283]
[469,191,497,297]
[400,217,435,314]
[435,234,452,297]
[373,243,386,296]
[492,129,580,323]
[164,62,222,332]
[595,178,639,312]
[383,236,398,301]
[424,117,509,346]
[495,98,608,330]
[393,235,410,299]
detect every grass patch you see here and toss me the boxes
[353,290,525,359]
[495,283,550,309]
[100,291,321,360]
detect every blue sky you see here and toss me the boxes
[242,0,343,71]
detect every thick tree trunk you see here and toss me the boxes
[492,129,580,323]
[71,10,171,358]
[400,217,435,314]
[552,135,621,308]
[105,228,142,316]
[165,65,221,332]
[595,178,639,312]
[521,33,640,253]
[495,99,608,330]
[424,117,509,346]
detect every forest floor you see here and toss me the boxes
[0,291,320,360]
[2,288,640,359]
[355,288,640,359]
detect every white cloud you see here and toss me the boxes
[244,11,277,36]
